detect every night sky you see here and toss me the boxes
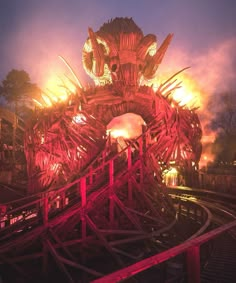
[0,0,236,96]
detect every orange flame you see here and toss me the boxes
[171,74,203,108]
[199,153,215,169]
[107,113,145,140]
[151,72,204,109]
[150,71,219,168]
[45,76,76,103]
[33,75,77,108]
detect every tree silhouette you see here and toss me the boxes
[0,69,40,162]
[0,69,40,116]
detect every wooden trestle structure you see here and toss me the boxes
[0,18,202,282]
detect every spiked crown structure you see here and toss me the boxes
[25,17,201,193]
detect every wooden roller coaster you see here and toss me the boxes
[0,18,202,282]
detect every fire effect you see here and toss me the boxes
[151,71,203,109]
[107,113,145,140]
[33,56,79,108]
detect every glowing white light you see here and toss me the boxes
[163,167,178,186]
[107,129,130,139]
[73,113,86,124]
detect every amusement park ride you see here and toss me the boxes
[0,18,203,282]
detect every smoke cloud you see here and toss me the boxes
[160,37,236,127]
[157,38,236,165]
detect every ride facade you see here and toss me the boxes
[0,18,202,282]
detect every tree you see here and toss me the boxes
[0,69,40,116]
[0,69,40,162]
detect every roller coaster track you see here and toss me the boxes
[169,187,236,283]
[90,190,236,283]
[0,129,178,283]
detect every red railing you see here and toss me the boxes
[0,133,145,234]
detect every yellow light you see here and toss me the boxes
[199,153,214,168]
[41,94,53,107]
[37,75,77,107]
[172,87,195,107]
[163,167,178,186]
[107,129,130,139]
[168,167,178,174]
[149,72,203,109]
[50,163,61,172]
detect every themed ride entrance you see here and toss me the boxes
[0,18,202,282]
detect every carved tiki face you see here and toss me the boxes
[82,18,173,94]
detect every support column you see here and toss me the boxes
[89,167,93,185]
[42,241,48,277]
[80,177,87,240]
[138,137,144,185]
[127,146,132,203]
[186,246,200,283]
[109,159,115,226]
[43,193,48,225]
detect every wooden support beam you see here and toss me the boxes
[98,229,145,235]
[77,181,80,196]
[89,166,93,185]
[127,146,133,203]
[186,246,200,283]
[138,137,144,185]
[49,228,76,261]
[85,215,123,266]
[113,195,142,230]
[59,256,104,277]
[109,233,155,247]
[0,252,43,264]
[92,220,236,283]
[0,254,32,281]
[131,177,165,223]
[112,247,141,260]
[53,236,94,249]
[46,239,74,283]
[109,159,114,187]
[125,206,162,222]
[43,193,48,225]
[109,159,115,226]
[80,177,87,240]
[42,240,48,277]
